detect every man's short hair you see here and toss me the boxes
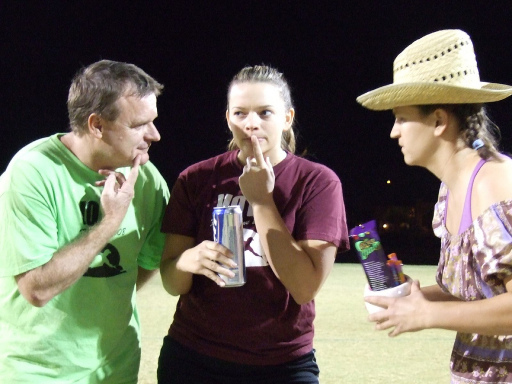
[67,60,163,133]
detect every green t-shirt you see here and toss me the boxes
[0,134,169,383]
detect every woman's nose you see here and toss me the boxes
[244,112,260,130]
[390,123,400,139]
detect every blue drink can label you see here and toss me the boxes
[212,206,246,287]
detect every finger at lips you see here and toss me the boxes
[125,155,141,186]
[132,154,141,168]
[251,135,265,165]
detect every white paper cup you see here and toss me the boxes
[363,276,412,314]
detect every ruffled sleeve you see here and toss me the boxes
[474,201,512,284]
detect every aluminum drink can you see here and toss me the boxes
[212,206,246,287]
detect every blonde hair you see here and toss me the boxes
[226,65,296,153]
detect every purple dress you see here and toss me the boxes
[433,159,512,383]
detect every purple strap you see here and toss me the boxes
[458,158,486,234]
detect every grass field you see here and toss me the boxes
[137,263,453,383]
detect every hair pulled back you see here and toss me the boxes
[227,65,296,153]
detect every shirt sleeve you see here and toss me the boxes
[136,166,170,270]
[294,168,349,251]
[160,174,198,237]
[475,201,512,283]
[0,162,57,277]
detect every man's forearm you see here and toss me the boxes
[16,217,121,307]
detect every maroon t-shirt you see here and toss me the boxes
[161,150,349,365]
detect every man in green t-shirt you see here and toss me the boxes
[0,60,170,383]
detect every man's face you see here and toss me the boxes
[100,93,160,168]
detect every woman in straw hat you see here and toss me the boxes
[358,29,512,383]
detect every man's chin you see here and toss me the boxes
[137,153,150,165]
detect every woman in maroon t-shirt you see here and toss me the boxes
[158,65,349,384]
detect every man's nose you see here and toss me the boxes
[145,123,161,142]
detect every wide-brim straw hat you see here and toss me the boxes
[357,29,512,110]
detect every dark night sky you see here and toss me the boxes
[2,1,512,229]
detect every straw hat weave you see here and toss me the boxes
[357,29,512,110]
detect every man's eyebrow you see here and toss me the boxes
[132,116,157,126]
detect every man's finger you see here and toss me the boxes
[96,171,126,187]
[115,172,127,185]
[102,173,117,193]
[125,155,141,186]
[98,169,114,177]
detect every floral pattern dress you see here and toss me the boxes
[433,183,512,383]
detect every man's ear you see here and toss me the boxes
[88,114,103,138]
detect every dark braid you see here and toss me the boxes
[418,104,501,160]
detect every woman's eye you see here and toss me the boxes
[261,110,272,116]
